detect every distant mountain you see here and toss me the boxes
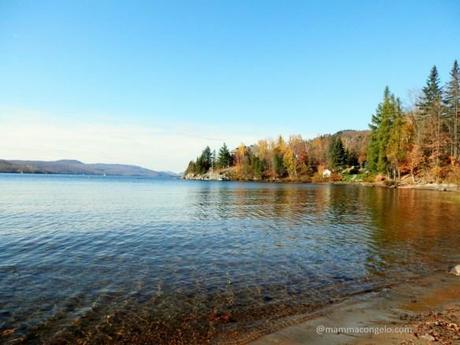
[0,159,179,178]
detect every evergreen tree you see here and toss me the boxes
[195,146,212,173]
[346,149,359,166]
[328,136,346,170]
[444,60,460,160]
[217,143,232,168]
[252,156,266,180]
[418,66,443,115]
[387,98,407,179]
[368,87,386,172]
[185,160,197,175]
[272,153,286,178]
[367,131,380,172]
[417,66,443,169]
[379,89,397,173]
[367,87,400,174]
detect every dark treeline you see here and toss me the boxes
[185,61,460,183]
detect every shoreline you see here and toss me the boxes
[184,174,460,192]
[4,172,459,192]
[247,271,460,345]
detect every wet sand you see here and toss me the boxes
[249,272,460,345]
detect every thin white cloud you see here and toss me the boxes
[0,107,271,172]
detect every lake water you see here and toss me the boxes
[1,174,459,344]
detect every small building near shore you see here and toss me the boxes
[322,169,332,178]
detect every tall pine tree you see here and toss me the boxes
[444,60,460,161]
[328,136,346,170]
[217,143,232,168]
[196,146,212,173]
[387,98,407,179]
[417,66,443,169]
[368,87,401,174]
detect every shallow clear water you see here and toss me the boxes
[1,174,459,344]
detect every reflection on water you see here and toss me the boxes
[0,175,459,344]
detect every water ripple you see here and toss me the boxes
[0,176,459,344]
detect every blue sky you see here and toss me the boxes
[0,0,459,171]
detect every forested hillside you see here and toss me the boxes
[0,159,178,178]
[185,61,460,184]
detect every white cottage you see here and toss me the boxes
[322,169,332,178]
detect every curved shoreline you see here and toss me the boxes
[184,175,460,193]
[246,271,460,345]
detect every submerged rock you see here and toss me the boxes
[449,265,460,276]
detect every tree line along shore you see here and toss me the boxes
[185,61,460,186]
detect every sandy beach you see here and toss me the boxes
[249,271,460,345]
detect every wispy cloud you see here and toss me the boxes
[0,107,271,172]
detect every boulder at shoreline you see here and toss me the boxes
[449,265,460,276]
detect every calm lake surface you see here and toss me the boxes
[1,174,460,344]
